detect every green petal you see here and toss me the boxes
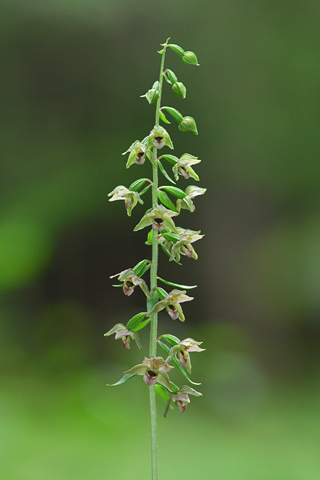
[104,323,125,337]
[162,216,178,233]
[125,364,147,376]
[107,374,135,387]
[134,215,153,232]
[157,372,174,391]
[126,150,137,168]
[147,300,167,316]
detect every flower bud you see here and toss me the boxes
[182,51,199,66]
[172,82,187,99]
[165,69,178,85]
[145,88,160,104]
[179,116,198,135]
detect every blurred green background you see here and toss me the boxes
[1,1,320,479]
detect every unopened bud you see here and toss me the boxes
[172,82,187,99]
[179,116,198,135]
[145,88,160,104]
[182,51,199,66]
[165,69,178,85]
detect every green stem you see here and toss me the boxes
[148,40,168,480]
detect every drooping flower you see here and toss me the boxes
[158,227,204,262]
[148,125,174,150]
[168,338,205,373]
[108,186,143,217]
[110,268,150,297]
[172,153,201,181]
[148,289,193,322]
[125,357,174,390]
[122,140,152,168]
[176,185,207,213]
[172,385,202,413]
[134,205,178,233]
[104,323,142,350]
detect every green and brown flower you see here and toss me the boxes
[125,357,174,389]
[148,289,193,322]
[104,323,142,350]
[108,185,143,217]
[134,205,178,233]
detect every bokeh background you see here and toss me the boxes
[1,1,320,479]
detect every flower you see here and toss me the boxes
[148,289,193,322]
[177,185,207,213]
[104,323,141,350]
[122,140,152,168]
[125,357,174,390]
[110,268,150,297]
[172,153,201,181]
[158,227,204,262]
[108,185,143,217]
[148,125,174,150]
[172,386,202,413]
[134,205,178,233]
[169,338,205,373]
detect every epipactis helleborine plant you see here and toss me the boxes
[104,38,206,480]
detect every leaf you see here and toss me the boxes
[162,232,180,243]
[167,43,185,57]
[139,183,152,196]
[158,161,176,184]
[107,374,135,387]
[133,317,151,332]
[126,312,147,331]
[157,190,179,213]
[161,154,179,165]
[159,110,171,124]
[146,229,153,245]
[160,186,186,199]
[158,342,201,385]
[157,276,197,290]
[155,384,169,403]
[158,334,180,347]
[129,178,151,192]
[156,287,168,300]
[161,106,183,123]
[132,259,150,277]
